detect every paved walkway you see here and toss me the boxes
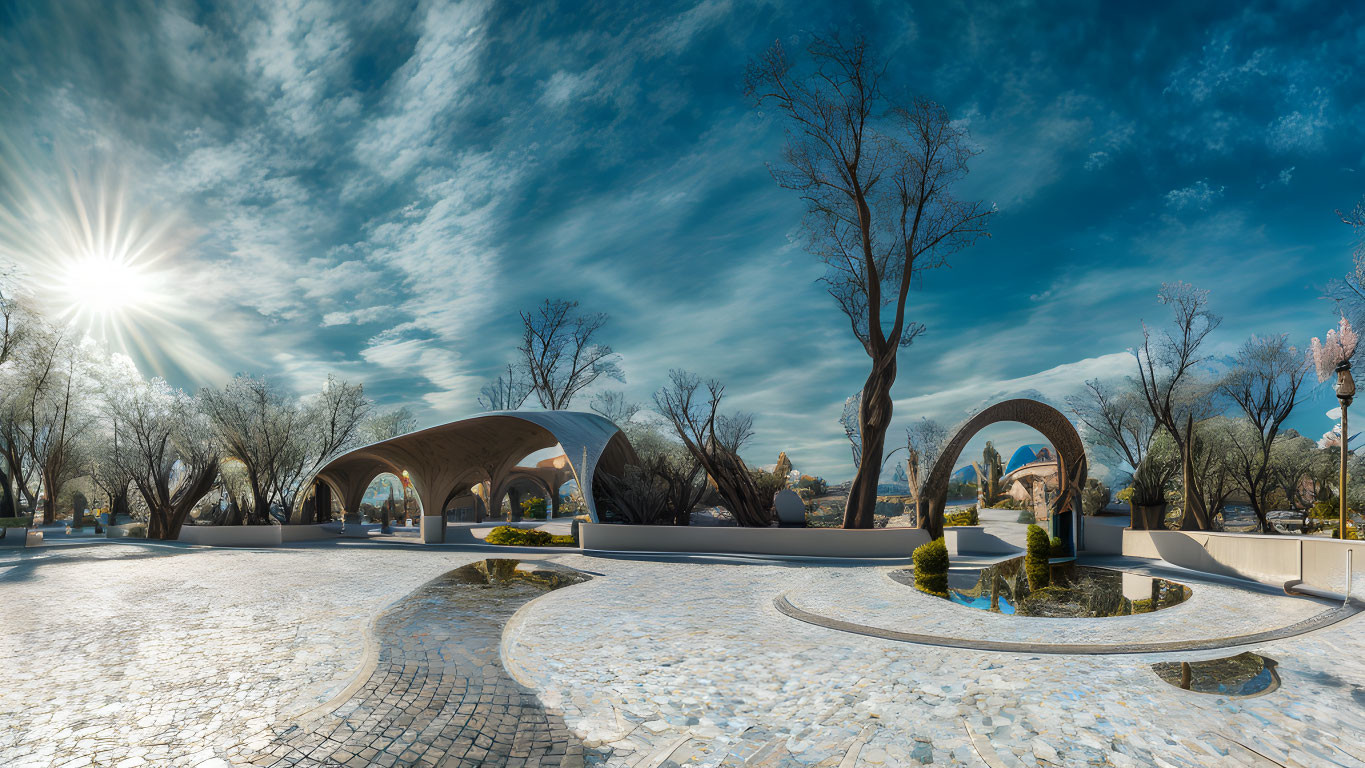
[2,540,1364,767]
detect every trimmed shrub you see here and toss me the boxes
[1049,536,1066,558]
[1016,509,1036,524]
[912,537,950,598]
[1025,524,1051,590]
[944,505,979,527]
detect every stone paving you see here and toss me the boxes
[249,562,588,768]
[2,540,1365,767]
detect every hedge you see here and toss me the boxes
[912,537,950,598]
[944,505,979,527]
[485,526,575,547]
[1025,524,1051,590]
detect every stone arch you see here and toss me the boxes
[923,399,1087,553]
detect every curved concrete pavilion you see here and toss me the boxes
[311,410,637,543]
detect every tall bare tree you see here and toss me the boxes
[747,34,993,528]
[478,363,532,411]
[23,325,96,524]
[1134,282,1222,530]
[653,370,771,527]
[518,299,622,410]
[1218,335,1308,533]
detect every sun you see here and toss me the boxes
[61,247,154,320]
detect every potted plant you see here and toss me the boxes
[1128,456,1172,530]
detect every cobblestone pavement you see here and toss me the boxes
[3,541,1365,767]
[249,563,589,768]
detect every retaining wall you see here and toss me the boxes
[579,523,929,559]
[1122,529,1365,594]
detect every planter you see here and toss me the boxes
[1131,502,1167,531]
[0,526,29,548]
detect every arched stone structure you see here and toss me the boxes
[312,410,638,543]
[922,399,1087,553]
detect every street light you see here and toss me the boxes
[1337,361,1356,540]
[1312,316,1359,540]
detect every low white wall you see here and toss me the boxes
[1080,519,1126,555]
[280,524,341,543]
[178,525,282,547]
[943,526,1018,555]
[580,523,929,558]
[1122,529,1365,593]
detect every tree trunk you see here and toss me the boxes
[508,487,522,522]
[843,353,897,529]
[1177,416,1211,530]
[41,492,55,526]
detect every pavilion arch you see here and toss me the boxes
[922,399,1088,553]
[310,410,638,543]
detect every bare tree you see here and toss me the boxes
[364,406,418,443]
[1218,335,1308,533]
[590,391,640,426]
[107,378,221,540]
[200,376,298,524]
[1329,196,1365,358]
[840,393,862,469]
[0,287,37,518]
[478,363,532,411]
[653,370,770,527]
[274,376,369,522]
[518,299,622,410]
[905,417,947,525]
[1134,282,1223,530]
[1068,378,1157,479]
[23,325,97,524]
[747,34,993,528]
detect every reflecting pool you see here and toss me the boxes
[894,557,1191,617]
[1152,653,1280,697]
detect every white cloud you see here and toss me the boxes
[1164,179,1225,210]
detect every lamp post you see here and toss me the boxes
[1337,361,1355,540]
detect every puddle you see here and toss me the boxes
[893,557,1190,618]
[1152,653,1280,697]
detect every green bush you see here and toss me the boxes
[0,516,34,529]
[944,505,979,527]
[485,525,576,547]
[1016,509,1036,524]
[1050,536,1066,558]
[1025,524,1051,590]
[912,537,950,598]
[520,497,548,520]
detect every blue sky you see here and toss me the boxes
[2,0,1362,482]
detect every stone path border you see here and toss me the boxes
[773,592,1362,654]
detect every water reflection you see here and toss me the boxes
[895,557,1190,618]
[1152,653,1280,697]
